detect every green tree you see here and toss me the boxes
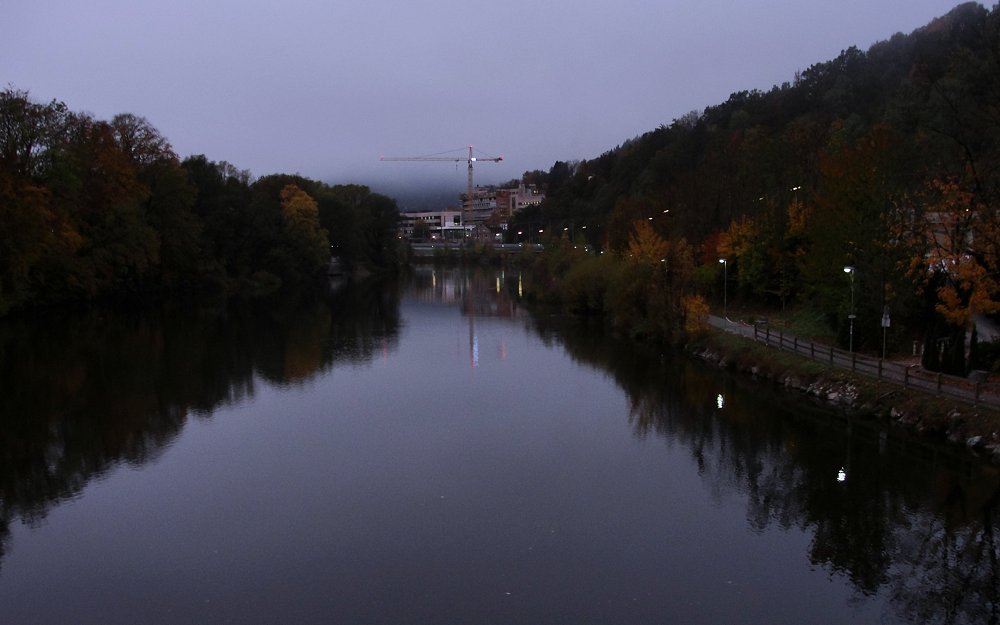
[73,117,160,294]
[0,88,70,178]
[181,155,253,285]
[411,220,431,241]
[144,159,203,290]
[802,126,910,349]
[318,184,401,272]
[110,113,173,167]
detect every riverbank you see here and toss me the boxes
[687,328,1000,464]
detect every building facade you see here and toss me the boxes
[401,183,545,241]
[399,209,465,240]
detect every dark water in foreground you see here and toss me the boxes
[0,267,997,624]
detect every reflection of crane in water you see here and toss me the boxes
[460,270,518,368]
[409,267,518,368]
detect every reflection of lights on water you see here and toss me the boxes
[837,468,847,482]
[472,335,479,368]
[496,276,501,293]
[717,394,724,409]
[518,275,523,298]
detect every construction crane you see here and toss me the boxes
[380,146,503,232]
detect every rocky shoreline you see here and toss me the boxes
[689,339,1000,464]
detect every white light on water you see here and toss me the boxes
[837,468,847,483]
[717,394,724,409]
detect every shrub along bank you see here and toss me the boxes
[517,227,709,348]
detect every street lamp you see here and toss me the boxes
[844,266,855,352]
[719,258,728,318]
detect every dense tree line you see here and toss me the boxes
[0,91,402,315]
[513,2,1000,373]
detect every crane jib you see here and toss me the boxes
[380,146,504,228]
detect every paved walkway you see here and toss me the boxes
[707,314,999,409]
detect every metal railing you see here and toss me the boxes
[709,316,1000,408]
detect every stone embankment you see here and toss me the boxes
[690,337,1000,464]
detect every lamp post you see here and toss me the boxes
[881,305,890,361]
[844,266,855,352]
[719,258,727,318]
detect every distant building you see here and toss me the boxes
[401,183,545,241]
[463,183,545,240]
[399,209,465,240]
[494,184,544,222]
[464,188,498,227]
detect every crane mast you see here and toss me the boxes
[380,146,503,234]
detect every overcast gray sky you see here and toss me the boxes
[4,0,966,196]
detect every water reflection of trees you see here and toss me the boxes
[0,279,401,571]
[531,314,1000,625]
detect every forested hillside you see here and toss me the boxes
[513,2,1000,373]
[0,94,402,315]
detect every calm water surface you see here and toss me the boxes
[0,267,997,624]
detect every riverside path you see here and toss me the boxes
[707,315,1000,409]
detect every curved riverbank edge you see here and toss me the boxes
[687,330,1000,465]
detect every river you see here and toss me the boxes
[0,267,997,624]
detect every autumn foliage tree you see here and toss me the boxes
[511,4,1000,370]
[279,184,329,279]
[0,88,401,315]
[910,177,1000,372]
[605,220,700,344]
